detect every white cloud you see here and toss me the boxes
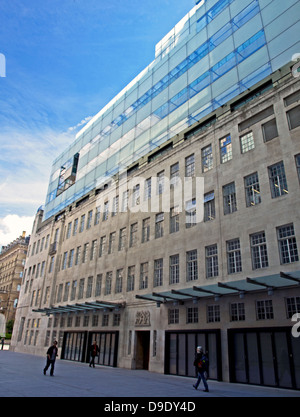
[0,214,34,248]
[68,116,93,132]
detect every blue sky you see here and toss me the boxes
[0,0,195,246]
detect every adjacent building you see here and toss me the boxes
[0,232,29,334]
[12,0,300,390]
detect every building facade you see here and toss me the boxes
[12,0,300,390]
[0,232,29,335]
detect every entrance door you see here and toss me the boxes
[135,331,150,370]
[229,328,300,390]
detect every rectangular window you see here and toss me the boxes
[154,259,163,287]
[227,238,242,274]
[103,201,109,221]
[87,210,93,229]
[201,144,213,172]
[155,213,164,238]
[240,131,255,153]
[256,300,273,320]
[170,162,180,187]
[207,305,220,323]
[170,254,179,285]
[220,135,232,163]
[95,274,102,297]
[277,224,299,264]
[118,228,126,251]
[244,172,261,207]
[75,246,81,265]
[204,191,215,221]
[108,232,116,254]
[130,223,138,247]
[186,250,198,282]
[62,252,68,270]
[144,178,152,201]
[287,105,300,130]
[122,190,129,212]
[115,269,123,293]
[205,244,218,278]
[295,154,300,183]
[230,303,245,321]
[73,219,78,236]
[90,240,97,260]
[168,309,179,324]
[78,278,85,299]
[82,243,89,263]
[170,206,180,233]
[127,266,135,292]
[94,207,101,225]
[185,198,196,228]
[286,297,300,319]
[71,280,77,301]
[223,182,237,214]
[262,118,278,142]
[68,249,74,268]
[268,161,288,198]
[66,222,72,239]
[142,218,150,243]
[86,276,93,298]
[99,236,106,257]
[112,196,119,217]
[140,262,148,290]
[185,154,195,177]
[132,184,140,207]
[105,272,112,295]
[79,214,85,232]
[250,232,269,269]
[157,171,165,195]
[187,307,198,323]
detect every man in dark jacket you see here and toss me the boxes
[89,340,100,368]
[193,346,209,392]
[43,340,58,376]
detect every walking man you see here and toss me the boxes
[193,346,209,392]
[44,340,58,376]
[89,340,100,368]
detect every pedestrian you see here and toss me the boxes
[193,346,209,392]
[89,340,100,368]
[1,337,5,350]
[43,340,58,376]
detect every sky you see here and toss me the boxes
[0,0,195,248]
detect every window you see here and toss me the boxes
[73,219,78,236]
[186,250,198,281]
[287,105,300,130]
[132,184,140,206]
[71,280,77,301]
[87,210,93,229]
[223,182,237,214]
[207,305,220,323]
[90,240,97,260]
[201,144,213,172]
[127,266,135,292]
[105,272,112,295]
[230,303,245,321]
[277,224,299,264]
[62,252,68,270]
[99,236,106,257]
[82,243,89,263]
[155,213,164,238]
[112,196,119,216]
[250,232,268,269]
[122,190,129,212]
[256,300,273,320]
[95,274,102,297]
[286,297,300,319]
[142,218,150,243]
[115,269,123,293]
[103,201,109,220]
[170,254,179,284]
[78,278,85,299]
[185,154,195,177]
[63,282,70,302]
[220,135,232,163]
[185,198,196,228]
[102,315,109,326]
[205,244,218,278]
[268,161,288,198]
[66,222,72,239]
[94,207,101,225]
[168,309,179,324]
[227,239,242,274]
[130,223,138,247]
[86,276,93,298]
[240,131,255,153]
[140,262,148,290]
[262,119,278,142]
[157,171,164,194]
[244,172,261,207]
[108,232,116,254]
[144,178,151,201]
[68,249,74,268]
[170,162,179,187]
[187,307,198,323]
[295,154,300,183]
[79,214,85,232]
[204,191,215,221]
[75,246,81,265]
[170,206,180,233]
[118,228,126,251]
[154,259,163,287]
[113,314,121,326]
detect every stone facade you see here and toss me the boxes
[11,67,300,388]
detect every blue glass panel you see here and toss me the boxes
[232,0,260,30]
[236,30,266,63]
[211,52,236,81]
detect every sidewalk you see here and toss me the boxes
[0,351,299,398]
